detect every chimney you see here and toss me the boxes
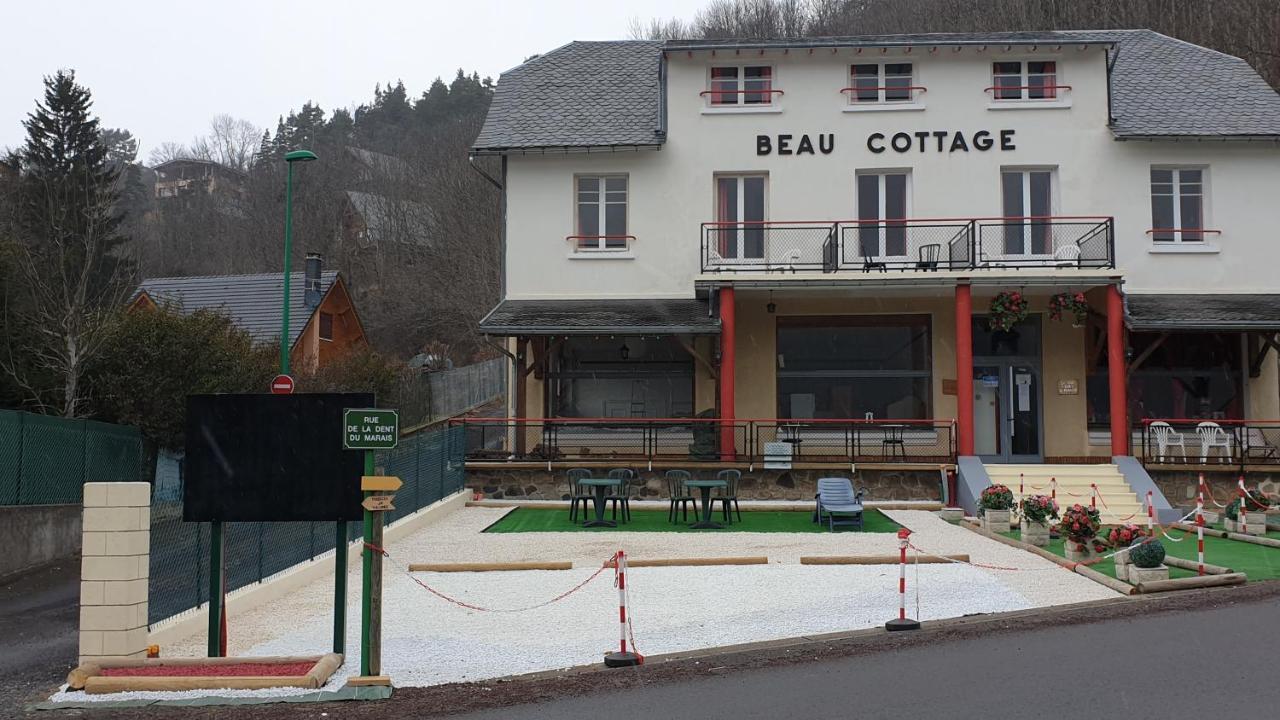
[304,253,323,309]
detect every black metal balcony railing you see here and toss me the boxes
[1140,419,1280,469]
[700,217,1114,273]
[450,417,957,467]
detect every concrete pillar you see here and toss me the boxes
[1107,284,1129,456]
[79,482,150,662]
[719,286,736,460]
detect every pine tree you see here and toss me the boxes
[2,70,133,416]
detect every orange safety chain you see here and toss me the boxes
[365,542,613,614]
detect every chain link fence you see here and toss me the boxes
[148,424,465,627]
[0,409,144,506]
[398,358,506,429]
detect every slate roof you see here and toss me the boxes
[471,40,665,152]
[135,271,340,345]
[479,298,719,335]
[473,30,1280,150]
[1125,293,1280,330]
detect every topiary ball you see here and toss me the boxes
[1128,539,1166,568]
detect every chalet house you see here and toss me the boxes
[130,254,367,372]
[153,158,246,201]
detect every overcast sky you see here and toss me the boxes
[2,0,694,160]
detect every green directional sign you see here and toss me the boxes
[343,408,399,449]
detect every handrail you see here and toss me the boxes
[1141,418,1279,426]
[566,235,637,242]
[840,85,927,94]
[699,89,785,96]
[453,416,954,425]
[703,215,1112,226]
[1144,228,1222,235]
[984,84,1073,92]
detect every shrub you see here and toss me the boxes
[989,291,1029,332]
[1019,494,1058,524]
[1058,503,1102,545]
[979,484,1015,514]
[1048,291,1089,325]
[1128,538,1167,568]
[1225,491,1271,521]
[1106,523,1148,548]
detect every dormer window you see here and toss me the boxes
[847,63,919,103]
[705,65,777,106]
[990,61,1064,100]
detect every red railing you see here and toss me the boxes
[840,85,927,101]
[566,235,636,251]
[450,417,957,467]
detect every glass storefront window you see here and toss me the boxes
[549,337,694,418]
[776,316,931,419]
[1087,332,1242,427]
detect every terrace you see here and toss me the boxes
[700,216,1114,274]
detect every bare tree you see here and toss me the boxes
[2,178,132,416]
[191,114,261,172]
[147,140,189,166]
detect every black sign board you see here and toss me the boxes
[183,393,373,522]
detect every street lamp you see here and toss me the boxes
[280,149,318,374]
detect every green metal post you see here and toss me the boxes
[360,450,374,676]
[280,161,295,374]
[207,521,223,657]
[334,520,347,654]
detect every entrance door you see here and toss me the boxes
[973,362,1043,463]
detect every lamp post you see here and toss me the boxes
[280,149,318,374]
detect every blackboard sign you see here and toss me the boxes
[183,393,373,522]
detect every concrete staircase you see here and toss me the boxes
[984,464,1146,526]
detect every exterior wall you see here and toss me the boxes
[293,282,367,371]
[0,504,82,579]
[467,466,944,502]
[502,46,1280,300]
[1246,353,1280,420]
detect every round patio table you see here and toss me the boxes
[684,479,728,529]
[577,477,623,528]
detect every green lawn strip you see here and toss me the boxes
[484,507,900,534]
[1208,522,1280,540]
[999,529,1280,581]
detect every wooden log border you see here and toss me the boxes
[612,556,769,568]
[408,561,573,572]
[960,521,1135,596]
[800,554,970,565]
[1162,555,1233,575]
[1173,522,1280,549]
[1135,572,1247,594]
[69,653,343,694]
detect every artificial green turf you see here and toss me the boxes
[484,507,901,534]
[999,529,1280,581]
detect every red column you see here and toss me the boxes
[955,284,974,456]
[1107,283,1129,456]
[719,287,736,460]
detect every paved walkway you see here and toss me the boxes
[0,561,80,710]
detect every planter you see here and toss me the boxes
[982,509,1012,533]
[1225,512,1267,536]
[1128,564,1170,584]
[1063,540,1096,563]
[1020,520,1050,547]
[936,508,964,523]
[1113,548,1131,582]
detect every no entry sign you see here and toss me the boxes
[271,374,295,394]
[343,408,399,449]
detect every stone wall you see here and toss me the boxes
[467,466,945,502]
[1149,469,1280,508]
[0,504,82,580]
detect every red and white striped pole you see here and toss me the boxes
[885,528,920,631]
[1238,479,1248,536]
[1019,473,1024,497]
[1050,477,1057,502]
[1145,490,1154,537]
[604,550,641,667]
[1196,492,1205,576]
[1090,483,1097,510]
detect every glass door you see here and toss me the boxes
[973,362,1043,463]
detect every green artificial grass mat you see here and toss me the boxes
[999,529,1280,581]
[1208,521,1280,540]
[484,507,900,534]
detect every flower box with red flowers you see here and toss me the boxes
[979,484,1015,532]
[1018,494,1058,547]
[1059,503,1102,562]
[988,291,1029,332]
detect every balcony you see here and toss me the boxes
[700,217,1114,273]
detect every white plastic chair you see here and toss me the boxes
[1196,422,1233,463]
[1053,244,1082,267]
[1149,421,1186,462]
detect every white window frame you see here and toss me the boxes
[1149,166,1215,252]
[571,174,631,257]
[713,173,769,262]
[844,62,925,112]
[997,166,1059,259]
[703,64,782,114]
[987,59,1071,110]
[854,170,912,259]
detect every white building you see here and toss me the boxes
[471,30,1280,509]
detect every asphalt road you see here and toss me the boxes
[447,594,1280,720]
[0,561,80,712]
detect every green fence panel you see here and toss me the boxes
[0,411,21,505]
[0,409,144,506]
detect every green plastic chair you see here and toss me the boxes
[606,468,635,522]
[566,468,592,522]
[712,469,742,523]
[665,470,697,523]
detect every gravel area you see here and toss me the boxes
[55,506,1117,701]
